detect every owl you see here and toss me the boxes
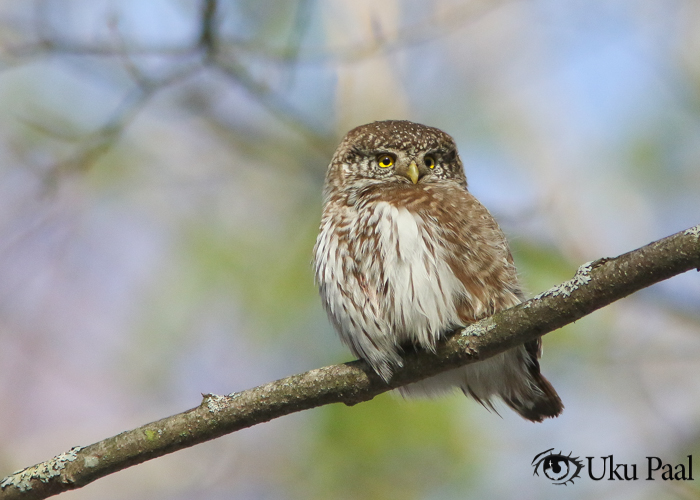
[313,120,563,422]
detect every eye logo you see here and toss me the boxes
[532,448,584,485]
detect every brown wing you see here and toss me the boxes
[434,184,564,421]
[427,185,523,323]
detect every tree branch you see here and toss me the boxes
[2,224,699,499]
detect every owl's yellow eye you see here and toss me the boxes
[377,154,395,168]
[424,155,436,169]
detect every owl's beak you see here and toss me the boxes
[405,161,420,184]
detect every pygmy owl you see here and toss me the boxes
[313,120,563,422]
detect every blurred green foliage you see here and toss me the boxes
[302,395,474,500]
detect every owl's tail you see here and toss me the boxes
[395,340,563,422]
[503,370,564,422]
[496,338,563,422]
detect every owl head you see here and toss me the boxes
[324,120,467,202]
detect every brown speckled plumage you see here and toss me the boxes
[313,120,563,422]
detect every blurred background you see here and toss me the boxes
[0,1,699,499]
